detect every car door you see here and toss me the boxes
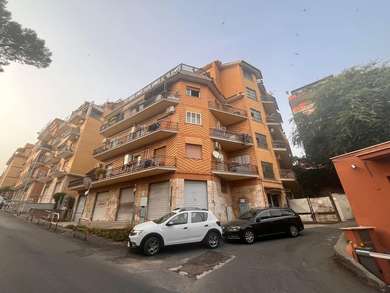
[269,209,284,234]
[253,210,273,236]
[187,211,209,242]
[161,212,190,245]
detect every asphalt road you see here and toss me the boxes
[0,212,377,293]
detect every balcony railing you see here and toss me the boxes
[280,169,296,180]
[100,94,179,132]
[38,142,52,151]
[208,101,247,117]
[210,128,253,144]
[212,161,258,175]
[70,157,176,188]
[57,146,74,159]
[94,120,178,156]
[266,113,283,124]
[262,95,277,103]
[272,140,288,149]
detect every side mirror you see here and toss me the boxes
[166,221,174,226]
[256,218,261,223]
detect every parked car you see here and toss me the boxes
[223,207,304,244]
[128,208,222,256]
[0,196,4,209]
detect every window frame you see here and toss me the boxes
[250,108,262,122]
[261,161,275,180]
[246,87,257,100]
[185,143,202,160]
[185,86,200,98]
[243,68,253,81]
[191,212,208,223]
[256,133,268,149]
[185,111,202,125]
[168,212,188,225]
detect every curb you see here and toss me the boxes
[334,233,389,292]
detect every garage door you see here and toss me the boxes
[116,187,135,222]
[147,181,170,220]
[92,192,109,221]
[184,180,208,209]
[74,195,86,223]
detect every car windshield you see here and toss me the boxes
[153,212,176,224]
[238,209,258,220]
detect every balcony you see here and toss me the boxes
[272,140,288,151]
[212,161,258,181]
[51,168,66,178]
[100,94,179,137]
[208,101,247,126]
[94,121,178,161]
[210,128,253,151]
[262,95,277,103]
[71,157,177,189]
[38,142,52,151]
[266,112,283,125]
[57,146,74,159]
[279,169,296,181]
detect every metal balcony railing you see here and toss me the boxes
[266,113,283,124]
[212,161,258,175]
[208,101,247,117]
[100,94,179,132]
[94,121,178,156]
[272,140,287,149]
[262,95,277,103]
[68,177,85,188]
[279,169,295,179]
[210,128,253,144]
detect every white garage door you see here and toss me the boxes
[92,192,109,221]
[147,181,170,220]
[116,187,135,222]
[184,180,208,209]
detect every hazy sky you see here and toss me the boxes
[1,0,389,172]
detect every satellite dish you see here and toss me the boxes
[212,151,224,162]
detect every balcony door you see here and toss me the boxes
[154,146,166,165]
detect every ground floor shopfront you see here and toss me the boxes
[73,173,288,226]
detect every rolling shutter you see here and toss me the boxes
[74,195,86,223]
[147,181,170,220]
[116,187,135,222]
[184,180,208,209]
[92,192,109,221]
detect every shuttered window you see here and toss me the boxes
[246,87,257,100]
[186,144,202,159]
[256,133,268,149]
[250,108,262,122]
[261,161,275,179]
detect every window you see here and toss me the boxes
[270,209,282,217]
[243,69,253,81]
[246,87,257,100]
[191,212,208,223]
[256,133,268,149]
[282,209,295,216]
[261,161,275,179]
[231,154,250,165]
[106,163,113,176]
[169,212,188,225]
[186,111,202,125]
[186,87,200,97]
[186,144,202,159]
[257,210,271,219]
[250,108,262,122]
[124,154,131,165]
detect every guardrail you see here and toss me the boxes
[208,101,247,117]
[210,128,253,144]
[212,161,258,175]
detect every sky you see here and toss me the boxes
[1,0,390,172]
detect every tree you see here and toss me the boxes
[293,62,390,165]
[0,0,52,72]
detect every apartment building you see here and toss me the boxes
[70,60,296,225]
[12,102,109,204]
[0,143,34,197]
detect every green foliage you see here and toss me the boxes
[293,62,390,164]
[0,0,52,72]
[69,225,133,242]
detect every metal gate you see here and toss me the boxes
[147,181,170,220]
[184,180,208,209]
[92,192,109,221]
[116,187,135,223]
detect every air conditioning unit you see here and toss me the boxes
[166,106,175,114]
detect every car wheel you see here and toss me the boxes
[289,225,299,237]
[142,236,161,256]
[205,231,220,249]
[243,229,255,244]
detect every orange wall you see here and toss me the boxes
[333,154,390,250]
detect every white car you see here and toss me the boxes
[128,208,223,256]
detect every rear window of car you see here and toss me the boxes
[270,209,283,217]
[191,212,208,223]
[282,209,295,216]
[257,210,272,219]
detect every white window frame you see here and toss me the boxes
[185,111,202,125]
[186,87,200,97]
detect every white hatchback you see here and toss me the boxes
[128,208,223,256]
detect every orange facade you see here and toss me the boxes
[71,61,297,225]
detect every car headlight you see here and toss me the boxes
[227,226,241,232]
[129,230,143,236]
